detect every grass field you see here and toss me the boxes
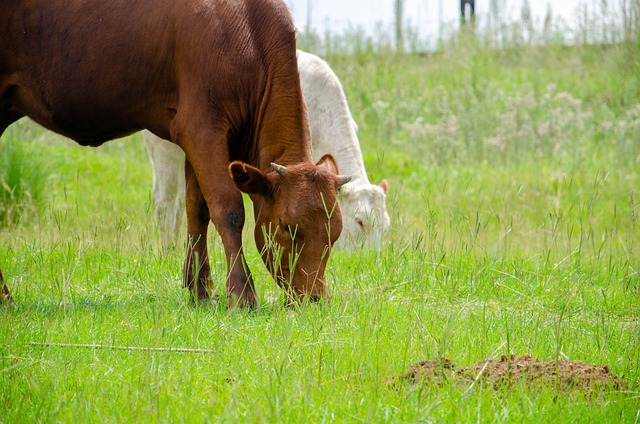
[1,33,640,421]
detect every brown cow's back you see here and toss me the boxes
[2,0,177,142]
[0,0,309,163]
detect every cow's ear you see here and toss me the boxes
[378,179,388,193]
[229,161,272,195]
[315,153,339,174]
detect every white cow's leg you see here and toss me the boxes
[144,131,186,247]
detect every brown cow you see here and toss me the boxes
[0,0,349,307]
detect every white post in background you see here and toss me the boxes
[438,0,444,41]
[306,0,313,33]
[395,0,405,51]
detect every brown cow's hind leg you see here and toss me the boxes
[1,270,12,304]
[184,160,215,302]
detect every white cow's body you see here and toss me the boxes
[145,50,390,249]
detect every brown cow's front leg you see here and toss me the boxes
[214,205,257,309]
[184,159,257,309]
[184,160,215,302]
[175,111,256,308]
[205,183,257,309]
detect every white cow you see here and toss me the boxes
[145,50,390,249]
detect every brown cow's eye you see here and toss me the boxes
[279,223,290,233]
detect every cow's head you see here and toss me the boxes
[335,180,390,249]
[229,154,349,304]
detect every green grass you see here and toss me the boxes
[1,38,640,421]
[0,134,49,227]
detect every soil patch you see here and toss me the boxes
[389,354,625,394]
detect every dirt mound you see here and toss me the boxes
[389,354,625,394]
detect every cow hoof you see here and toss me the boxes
[189,293,219,308]
[195,297,219,308]
[1,270,12,305]
[283,290,329,308]
[189,287,219,305]
[1,284,13,305]
[227,293,257,310]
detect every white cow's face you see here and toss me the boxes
[335,181,390,250]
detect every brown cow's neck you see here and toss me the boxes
[254,59,313,172]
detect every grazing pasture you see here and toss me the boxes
[1,36,639,421]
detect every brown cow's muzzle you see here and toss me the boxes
[293,268,329,303]
[257,226,331,304]
[271,265,329,305]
